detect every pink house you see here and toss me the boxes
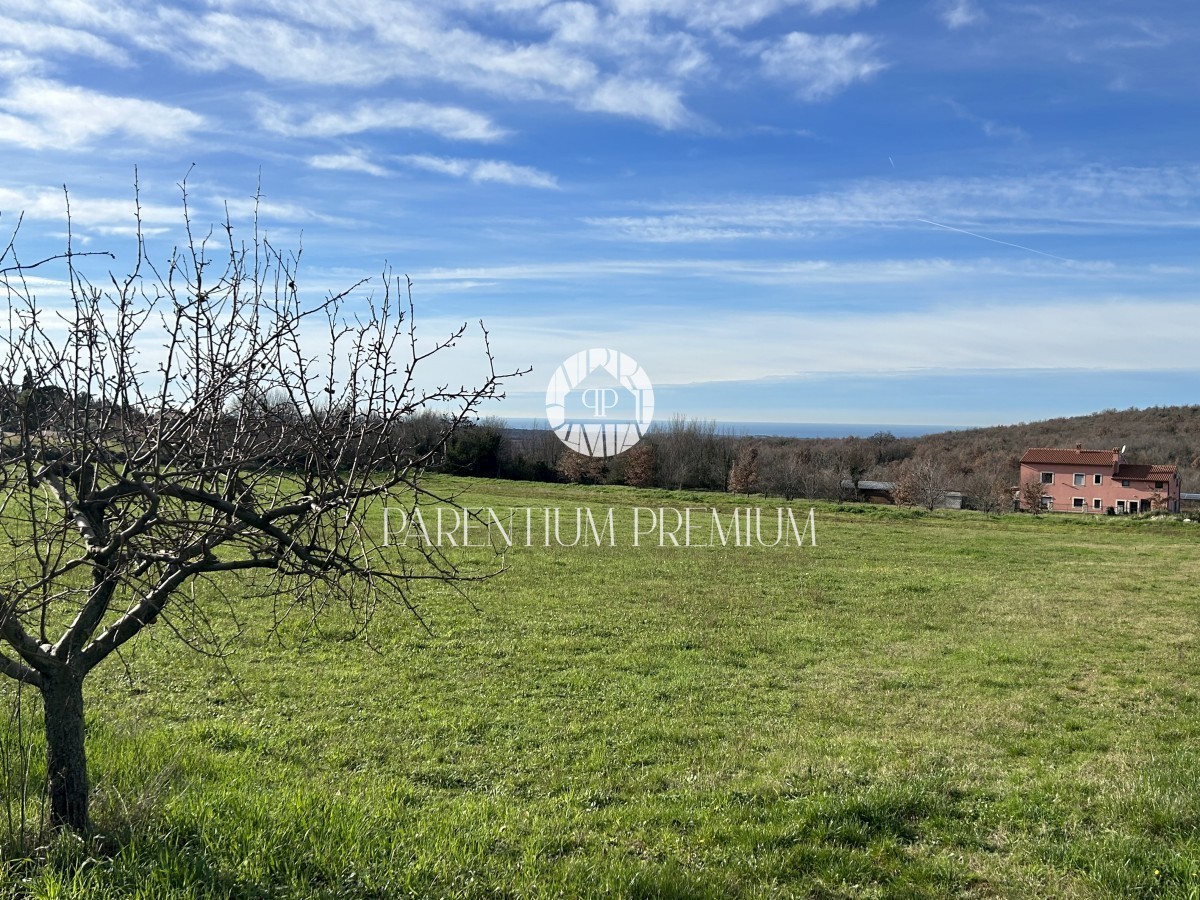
[1019,446,1180,514]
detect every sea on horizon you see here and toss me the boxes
[499,417,966,440]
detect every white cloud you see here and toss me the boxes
[37,2,697,129]
[939,0,985,29]
[0,183,354,239]
[218,197,355,225]
[0,0,146,34]
[0,14,130,64]
[447,299,1200,388]
[539,2,601,43]
[687,301,1200,378]
[92,225,171,237]
[608,0,874,30]
[412,256,1135,288]
[800,0,876,12]
[760,32,885,100]
[166,6,600,96]
[585,166,1200,241]
[400,154,559,188]
[308,152,388,177]
[0,185,180,230]
[945,99,1025,141]
[260,99,506,142]
[0,49,39,77]
[0,0,889,134]
[582,77,693,129]
[171,11,394,86]
[539,3,712,81]
[0,78,203,150]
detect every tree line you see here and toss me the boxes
[435,404,1200,504]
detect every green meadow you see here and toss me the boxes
[3,476,1200,898]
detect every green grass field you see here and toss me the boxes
[3,477,1200,898]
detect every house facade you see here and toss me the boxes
[1019,446,1180,514]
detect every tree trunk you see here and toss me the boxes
[41,670,90,833]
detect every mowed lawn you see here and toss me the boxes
[4,476,1200,898]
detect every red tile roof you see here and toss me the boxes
[1115,464,1177,480]
[1020,447,1177,479]
[1020,447,1116,466]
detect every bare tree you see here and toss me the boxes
[757,443,807,501]
[1020,479,1045,514]
[893,457,947,510]
[647,416,734,492]
[0,185,524,834]
[555,448,606,484]
[726,441,759,495]
[962,461,1015,515]
[619,440,655,488]
[504,425,563,482]
[828,438,874,502]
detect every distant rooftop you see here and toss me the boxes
[1020,446,1177,478]
[1116,464,1178,479]
[1020,447,1119,466]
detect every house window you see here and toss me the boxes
[1094,474,1103,485]
[1092,498,1102,510]
[1121,479,1130,487]
[1073,473,1085,486]
[1041,472,1054,484]
[1041,496,1054,510]
[1072,497,1085,509]
[1155,481,1164,489]
[1116,500,1126,511]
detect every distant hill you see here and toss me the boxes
[432,404,1200,498]
[911,405,1200,491]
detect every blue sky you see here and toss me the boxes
[1,0,1198,427]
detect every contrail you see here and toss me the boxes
[917,218,1074,263]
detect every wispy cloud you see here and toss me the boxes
[945,98,1025,141]
[400,155,559,189]
[1005,5,1173,65]
[582,77,694,129]
[0,185,179,230]
[1,0,1196,430]
[412,256,1141,289]
[585,166,1200,241]
[449,300,1200,388]
[0,184,352,240]
[801,0,877,13]
[260,99,507,142]
[155,6,616,115]
[607,0,875,30]
[0,77,203,150]
[0,14,130,64]
[3,1,887,132]
[760,32,885,100]
[0,49,38,77]
[939,0,985,30]
[308,152,388,177]
[0,0,147,37]
[218,197,355,226]
[669,300,1200,379]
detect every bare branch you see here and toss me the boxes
[0,175,527,832]
[0,650,41,687]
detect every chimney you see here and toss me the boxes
[1112,448,1120,475]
